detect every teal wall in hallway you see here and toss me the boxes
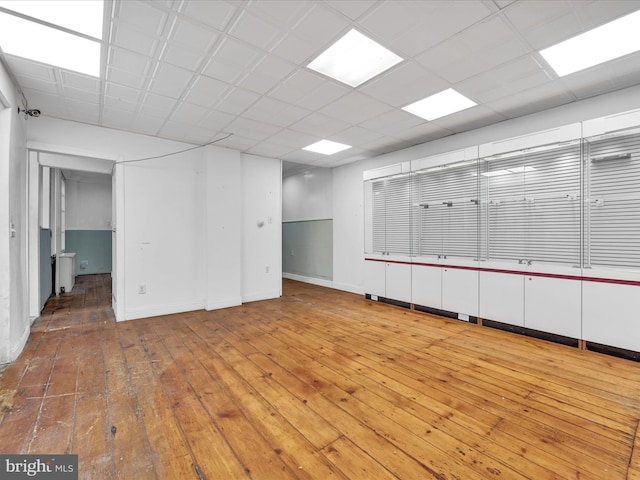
[65,230,112,275]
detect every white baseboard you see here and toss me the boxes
[123,301,204,321]
[242,290,281,303]
[283,272,364,295]
[206,296,242,311]
[8,321,30,362]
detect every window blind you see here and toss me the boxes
[411,161,479,258]
[482,142,581,264]
[370,174,412,255]
[586,130,640,268]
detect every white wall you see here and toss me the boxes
[242,154,282,302]
[282,166,332,222]
[0,60,29,364]
[26,117,282,322]
[65,178,112,230]
[332,84,640,295]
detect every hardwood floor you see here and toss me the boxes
[1,274,640,479]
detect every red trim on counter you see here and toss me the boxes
[364,258,640,287]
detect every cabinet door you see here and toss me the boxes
[364,260,386,297]
[583,281,640,351]
[479,271,524,326]
[524,276,581,338]
[442,267,479,316]
[411,265,442,309]
[385,262,412,303]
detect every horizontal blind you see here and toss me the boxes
[369,175,412,255]
[587,131,640,268]
[412,162,478,258]
[483,142,581,264]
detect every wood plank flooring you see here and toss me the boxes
[1,274,640,479]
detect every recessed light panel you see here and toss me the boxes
[0,0,103,38]
[540,9,640,77]
[0,12,101,76]
[307,29,403,88]
[303,140,352,155]
[402,88,476,121]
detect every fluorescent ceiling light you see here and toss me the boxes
[540,9,640,77]
[0,0,103,38]
[402,88,477,121]
[0,11,101,76]
[303,140,351,155]
[307,29,403,87]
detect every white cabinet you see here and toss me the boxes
[364,258,411,303]
[582,279,640,351]
[442,267,478,317]
[524,275,581,338]
[59,252,76,293]
[479,271,524,326]
[411,264,442,309]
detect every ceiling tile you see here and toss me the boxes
[238,54,297,94]
[486,81,575,119]
[130,114,166,136]
[104,95,137,112]
[108,47,151,76]
[245,1,313,28]
[199,110,235,131]
[106,83,140,103]
[149,63,194,98]
[325,0,377,20]
[183,75,231,108]
[116,0,169,37]
[244,97,311,127]
[360,61,447,107]
[430,105,507,133]
[179,0,238,31]
[291,3,351,47]
[269,69,328,104]
[229,11,284,50]
[215,134,260,152]
[416,16,529,84]
[140,92,178,117]
[102,107,135,130]
[60,72,101,92]
[161,44,205,71]
[159,120,214,144]
[216,87,260,115]
[319,91,392,124]
[360,1,441,45]
[289,112,351,138]
[246,141,294,158]
[270,33,320,64]
[112,23,160,57]
[266,128,319,149]
[360,109,426,135]
[5,55,56,81]
[391,122,453,143]
[14,75,58,94]
[390,0,492,57]
[227,117,282,142]
[211,37,263,71]
[171,102,209,125]
[328,125,383,147]
[106,67,146,89]
[170,17,220,52]
[457,55,552,103]
[201,59,244,84]
[64,86,100,104]
[295,81,350,111]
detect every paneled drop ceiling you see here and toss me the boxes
[2,0,640,172]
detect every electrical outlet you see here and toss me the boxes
[138,284,146,294]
